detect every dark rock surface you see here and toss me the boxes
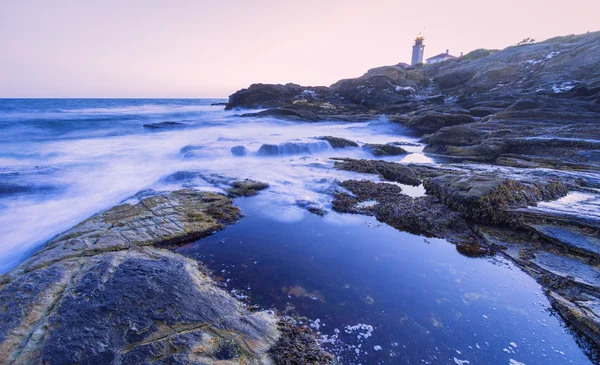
[423,173,570,226]
[316,136,359,148]
[226,179,270,197]
[256,140,332,156]
[402,112,475,134]
[143,121,190,130]
[230,145,249,156]
[332,158,446,186]
[332,180,484,253]
[362,143,408,156]
[425,97,600,168]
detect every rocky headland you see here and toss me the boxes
[225,31,600,351]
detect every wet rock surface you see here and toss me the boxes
[227,179,270,197]
[231,145,249,156]
[332,180,475,245]
[0,189,331,364]
[423,173,570,226]
[332,158,447,186]
[143,121,190,130]
[269,319,335,365]
[256,140,332,156]
[362,143,408,156]
[316,136,359,148]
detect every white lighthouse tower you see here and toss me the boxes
[411,33,425,65]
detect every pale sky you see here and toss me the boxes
[0,0,598,98]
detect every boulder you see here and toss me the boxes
[316,136,359,148]
[0,190,280,364]
[143,121,190,130]
[226,179,269,197]
[428,125,483,147]
[404,112,475,134]
[332,158,444,186]
[230,145,249,156]
[423,174,570,226]
[256,140,331,156]
[226,83,327,110]
[362,143,408,156]
[241,107,321,122]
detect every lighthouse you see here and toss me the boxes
[411,33,425,65]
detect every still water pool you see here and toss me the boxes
[177,196,595,365]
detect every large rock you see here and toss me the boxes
[316,136,359,148]
[0,190,288,364]
[256,140,332,156]
[332,180,484,254]
[403,112,475,134]
[241,107,321,122]
[362,143,408,156]
[333,158,446,186]
[423,174,570,226]
[226,83,327,110]
[425,97,600,169]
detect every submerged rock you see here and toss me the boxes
[296,200,327,216]
[362,143,408,156]
[180,145,204,154]
[269,319,335,365]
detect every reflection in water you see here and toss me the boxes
[177,197,594,365]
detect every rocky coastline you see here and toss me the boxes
[1,30,599,364]
[223,31,600,351]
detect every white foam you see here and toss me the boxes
[0,116,427,273]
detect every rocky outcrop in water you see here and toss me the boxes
[333,158,446,186]
[256,140,332,156]
[316,136,359,148]
[330,157,600,348]
[143,121,191,130]
[332,180,474,244]
[423,173,570,226]
[362,143,408,156]
[0,190,331,364]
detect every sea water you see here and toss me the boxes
[0,98,597,364]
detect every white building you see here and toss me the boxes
[426,49,457,64]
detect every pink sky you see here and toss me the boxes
[0,0,598,98]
